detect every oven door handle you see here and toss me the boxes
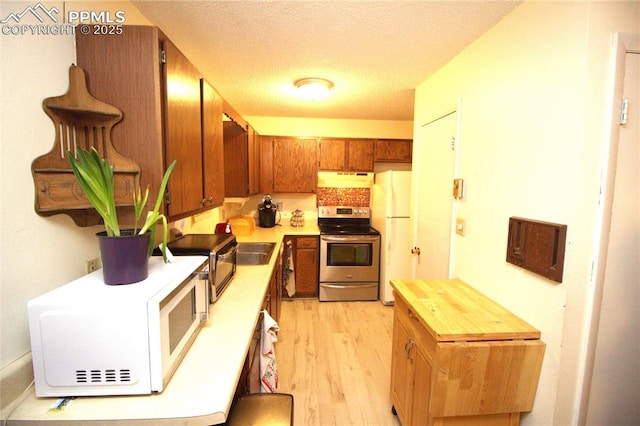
[321,235,380,243]
[321,283,379,289]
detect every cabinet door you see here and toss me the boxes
[375,139,413,163]
[223,121,249,196]
[260,135,274,194]
[76,26,165,223]
[286,236,318,297]
[248,126,261,195]
[267,269,278,321]
[318,138,346,171]
[163,38,203,217]
[390,314,412,425]
[410,346,433,426]
[273,138,318,193]
[201,80,224,209]
[347,139,375,171]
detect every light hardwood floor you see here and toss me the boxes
[276,299,401,426]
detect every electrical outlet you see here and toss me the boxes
[275,202,284,211]
[85,258,101,274]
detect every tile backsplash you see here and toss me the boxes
[316,187,370,207]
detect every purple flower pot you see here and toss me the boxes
[97,230,150,285]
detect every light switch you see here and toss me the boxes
[456,218,465,236]
[453,178,465,199]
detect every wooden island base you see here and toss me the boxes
[390,279,545,426]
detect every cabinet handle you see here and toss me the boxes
[404,340,415,362]
[408,309,419,322]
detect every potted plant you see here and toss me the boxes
[68,147,177,285]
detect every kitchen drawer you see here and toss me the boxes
[395,296,437,357]
[296,236,318,249]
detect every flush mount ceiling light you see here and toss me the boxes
[294,78,333,100]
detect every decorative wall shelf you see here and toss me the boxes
[31,64,140,226]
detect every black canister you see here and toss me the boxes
[258,195,279,228]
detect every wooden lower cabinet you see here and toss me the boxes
[390,279,545,426]
[263,248,283,323]
[284,235,319,297]
[391,297,433,426]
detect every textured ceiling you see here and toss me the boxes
[131,1,522,121]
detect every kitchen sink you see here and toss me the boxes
[236,242,276,265]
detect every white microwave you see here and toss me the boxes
[28,256,208,397]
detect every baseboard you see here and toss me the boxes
[0,353,34,421]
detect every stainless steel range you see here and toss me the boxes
[318,206,381,302]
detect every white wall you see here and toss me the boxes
[412,2,639,425]
[246,115,413,139]
[0,0,152,415]
[0,2,412,414]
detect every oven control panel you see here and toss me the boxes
[318,206,370,219]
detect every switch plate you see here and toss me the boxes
[453,178,465,199]
[455,218,465,236]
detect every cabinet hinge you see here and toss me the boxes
[620,98,629,125]
[165,191,171,205]
[160,49,166,64]
[450,136,456,151]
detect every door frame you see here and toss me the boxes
[411,99,462,279]
[578,32,640,425]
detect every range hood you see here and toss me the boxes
[317,172,374,188]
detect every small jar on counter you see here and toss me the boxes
[290,209,305,227]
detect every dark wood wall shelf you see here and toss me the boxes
[506,217,567,283]
[31,65,140,226]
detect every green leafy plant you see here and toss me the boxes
[67,147,176,262]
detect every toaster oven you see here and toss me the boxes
[162,234,237,303]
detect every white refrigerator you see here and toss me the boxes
[371,170,412,305]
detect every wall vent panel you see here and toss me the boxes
[506,217,567,283]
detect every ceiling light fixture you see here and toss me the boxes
[294,78,333,100]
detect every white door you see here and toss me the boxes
[586,51,640,425]
[411,111,458,279]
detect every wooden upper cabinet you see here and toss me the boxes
[248,125,261,195]
[318,139,346,171]
[223,120,260,197]
[163,37,204,217]
[76,25,224,222]
[76,26,165,225]
[201,80,225,209]
[272,137,317,193]
[347,139,375,171]
[374,139,413,163]
[223,120,249,197]
[259,135,274,194]
[319,138,374,172]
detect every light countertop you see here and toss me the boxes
[8,223,318,426]
[390,278,541,341]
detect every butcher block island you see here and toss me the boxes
[390,279,545,426]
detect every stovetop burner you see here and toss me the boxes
[319,224,380,235]
[317,206,380,235]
